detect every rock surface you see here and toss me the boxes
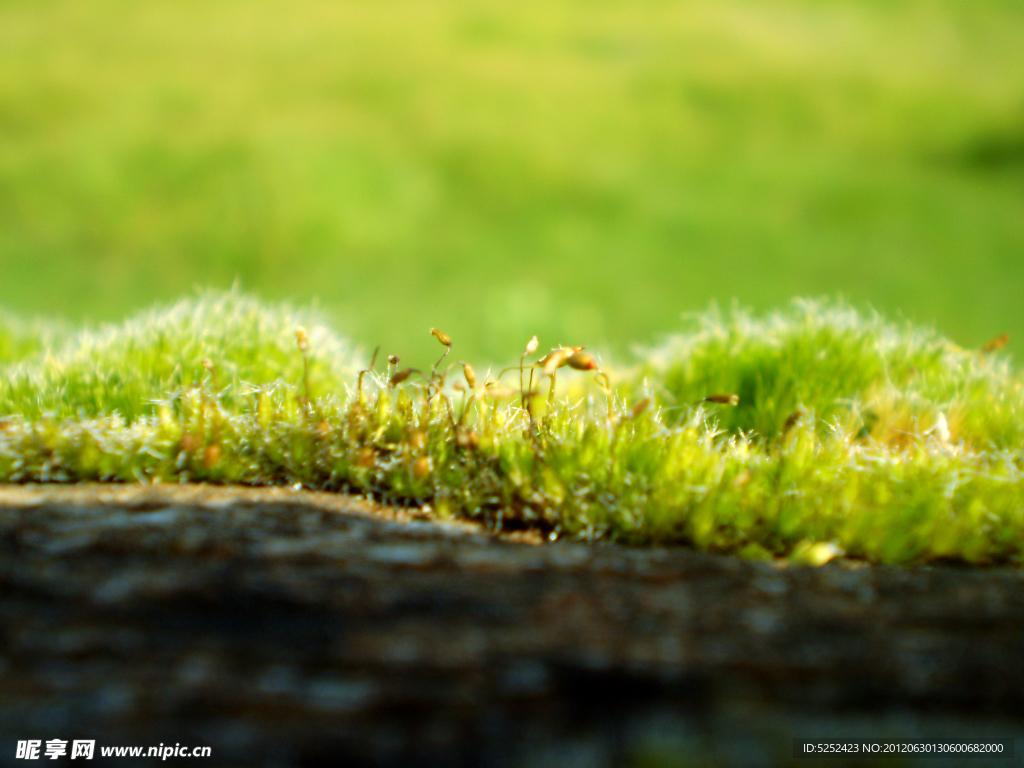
[1,484,1022,767]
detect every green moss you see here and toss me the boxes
[1,293,1023,567]
[638,298,1024,449]
[0,290,360,421]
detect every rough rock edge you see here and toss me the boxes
[1,484,1022,767]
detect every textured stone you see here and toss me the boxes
[1,484,1022,766]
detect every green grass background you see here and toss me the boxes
[1,0,1023,367]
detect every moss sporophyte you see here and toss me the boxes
[0,292,1022,567]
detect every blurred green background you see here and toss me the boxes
[1,0,1022,368]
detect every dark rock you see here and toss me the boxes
[1,484,1021,767]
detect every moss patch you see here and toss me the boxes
[1,292,1022,566]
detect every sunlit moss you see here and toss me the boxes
[0,290,360,422]
[637,298,1024,450]
[1,294,1023,567]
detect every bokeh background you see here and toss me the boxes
[1,0,1022,368]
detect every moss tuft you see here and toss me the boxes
[2,294,1023,567]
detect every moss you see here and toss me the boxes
[637,298,1023,450]
[1,293,1022,566]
